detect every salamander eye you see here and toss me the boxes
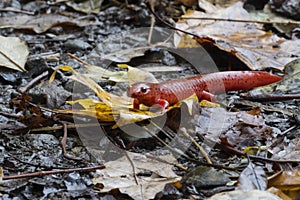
[140,87,148,93]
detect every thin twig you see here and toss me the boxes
[61,123,82,161]
[115,136,139,185]
[0,8,34,15]
[147,0,155,45]
[177,16,300,25]
[2,165,105,180]
[241,93,300,102]
[18,71,49,93]
[30,122,112,132]
[215,139,300,164]
[67,53,90,65]
[181,130,212,164]
[0,111,20,118]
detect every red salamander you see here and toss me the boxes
[127,71,282,109]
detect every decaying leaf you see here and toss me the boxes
[0,36,29,72]
[238,161,267,190]
[66,0,103,14]
[268,187,293,200]
[92,152,181,200]
[0,14,94,33]
[208,190,282,200]
[176,1,298,70]
[248,4,299,38]
[83,64,157,84]
[199,0,240,9]
[268,170,300,199]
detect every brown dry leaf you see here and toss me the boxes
[268,187,293,200]
[92,152,181,200]
[0,36,28,72]
[176,2,298,70]
[0,14,93,33]
[268,170,300,199]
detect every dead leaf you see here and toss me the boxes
[208,190,282,200]
[199,0,240,9]
[83,64,157,84]
[92,152,181,200]
[248,5,299,38]
[268,187,293,200]
[0,14,93,33]
[66,0,103,14]
[238,161,267,190]
[0,36,28,72]
[176,2,298,70]
[268,169,300,199]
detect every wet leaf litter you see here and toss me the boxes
[0,0,299,199]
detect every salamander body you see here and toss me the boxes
[127,71,282,109]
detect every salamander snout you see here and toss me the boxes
[127,82,151,98]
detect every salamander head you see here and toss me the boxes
[127,82,159,107]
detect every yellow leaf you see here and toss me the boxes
[199,100,220,107]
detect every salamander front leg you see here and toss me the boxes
[201,91,217,102]
[156,99,169,109]
[149,99,169,113]
[133,99,140,110]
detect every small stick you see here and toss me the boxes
[2,165,105,180]
[115,136,139,185]
[31,122,112,132]
[67,53,90,65]
[181,130,212,164]
[178,16,300,25]
[0,8,34,15]
[61,123,82,161]
[147,0,155,45]
[18,71,49,93]
[241,93,300,102]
